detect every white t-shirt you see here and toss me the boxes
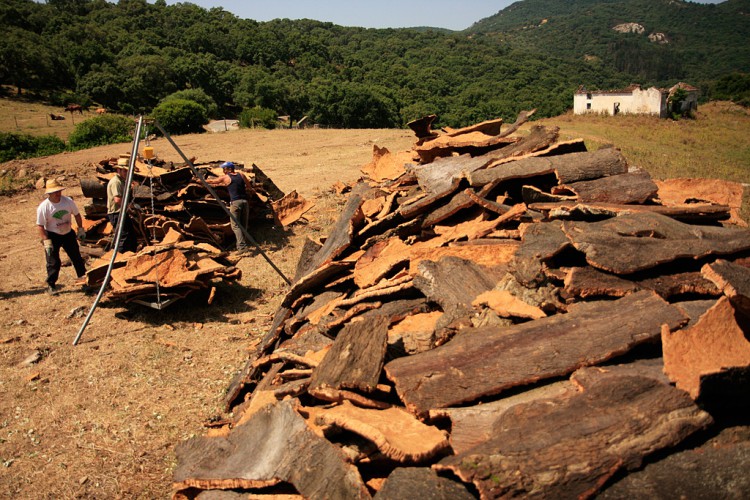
[36,196,79,235]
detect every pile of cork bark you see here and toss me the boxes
[172,111,750,498]
[77,155,313,306]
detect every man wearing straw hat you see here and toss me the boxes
[107,157,138,253]
[35,179,87,295]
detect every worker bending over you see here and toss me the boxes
[207,161,252,254]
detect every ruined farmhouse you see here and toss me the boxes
[574,82,699,117]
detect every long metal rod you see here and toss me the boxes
[154,120,291,286]
[73,115,145,345]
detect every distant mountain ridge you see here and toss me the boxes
[466,0,750,83]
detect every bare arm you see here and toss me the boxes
[206,174,231,187]
[74,213,83,230]
[37,224,48,241]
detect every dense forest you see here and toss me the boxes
[0,0,748,129]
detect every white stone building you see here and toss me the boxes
[573,83,699,118]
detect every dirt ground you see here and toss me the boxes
[0,127,415,498]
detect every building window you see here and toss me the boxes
[586,103,591,110]
[586,93,592,100]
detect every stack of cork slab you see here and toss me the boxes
[172,111,750,499]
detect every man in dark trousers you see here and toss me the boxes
[106,157,138,253]
[207,161,252,254]
[35,179,87,295]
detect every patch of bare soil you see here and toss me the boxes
[0,128,414,498]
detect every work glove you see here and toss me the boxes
[76,227,86,241]
[43,239,53,257]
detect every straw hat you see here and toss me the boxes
[44,179,65,194]
[116,157,129,169]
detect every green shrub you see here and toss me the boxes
[68,114,135,149]
[160,89,218,118]
[151,99,208,135]
[239,106,277,129]
[0,131,66,162]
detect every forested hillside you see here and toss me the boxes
[469,0,750,82]
[0,0,747,129]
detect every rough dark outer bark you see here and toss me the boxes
[509,220,570,286]
[309,313,389,395]
[483,124,559,164]
[407,114,438,139]
[374,467,475,500]
[413,257,506,310]
[174,401,370,499]
[564,266,640,298]
[529,200,731,223]
[435,368,712,499]
[468,147,628,188]
[421,189,477,228]
[637,271,720,300]
[673,299,717,327]
[598,438,750,500]
[292,236,323,282]
[282,261,352,308]
[702,258,750,316]
[521,185,575,204]
[399,154,491,219]
[562,212,750,275]
[556,171,658,204]
[384,290,687,416]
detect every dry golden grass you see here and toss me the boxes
[535,101,750,183]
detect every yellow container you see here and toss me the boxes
[143,146,155,160]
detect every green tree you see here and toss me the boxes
[239,106,278,129]
[160,88,218,118]
[151,98,208,135]
[68,114,135,149]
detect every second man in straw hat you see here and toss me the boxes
[107,157,139,253]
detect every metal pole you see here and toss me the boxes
[73,115,145,346]
[153,120,291,286]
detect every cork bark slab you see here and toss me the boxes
[562,212,750,275]
[702,258,750,315]
[314,401,450,462]
[435,368,712,499]
[360,146,416,182]
[530,200,731,223]
[656,177,746,226]
[413,256,506,309]
[375,467,475,500]
[309,314,389,395]
[270,190,314,227]
[564,266,640,298]
[173,401,369,499]
[510,220,570,286]
[385,290,686,416]
[469,147,628,188]
[556,170,658,204]
[661,296,750,399]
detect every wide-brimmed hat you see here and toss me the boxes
[45,179,65,194]
[116,157,129,169]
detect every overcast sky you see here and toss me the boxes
[156,0,727,31]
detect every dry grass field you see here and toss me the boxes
[0,97,748,498]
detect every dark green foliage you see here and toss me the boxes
[0,0,747,128]
[67,114,134,149]
[160,89,218,118]
[151,98,208,135]
[239,106,278,129]
[711,72,750,107]
[0,132,66,162]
